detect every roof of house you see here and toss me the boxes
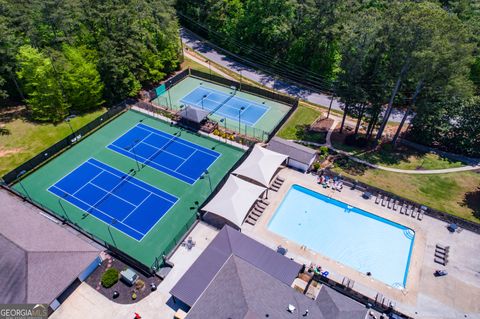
[267,137,317,165]
[170,225,302,307]
[179,106,210,123]
[0,189,101,304]
[185,253,368,319]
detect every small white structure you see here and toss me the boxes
[232,144,288,187]
[202,175,266,229]
[266,137,317,172]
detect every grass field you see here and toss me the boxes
[0,109,106,177]
[332,159,480,223]
[12,110,245,268]
[277,105,326,143]
[330,134,465,170]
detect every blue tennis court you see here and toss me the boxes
[180,86,270,126]
[48,158,178,241]
[107,123,220,184]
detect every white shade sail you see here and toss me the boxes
[202,175,266,227]
[232,145,288,187]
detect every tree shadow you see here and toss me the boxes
[294,124,326,144]
[461,187,480,220]
[0,127,10,135]
[333,155,368,176]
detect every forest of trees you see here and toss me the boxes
[177,0,480,156]
[0,0,181,122]
[0,0,479,156]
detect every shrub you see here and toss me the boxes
[312,162,321,171]
[135,279,145,290]
[318,146,329,158]
[132,292,137,300]
[101,268,119,288]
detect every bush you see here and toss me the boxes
[318,146,329,158]
[312,162,321,171]
[135,279,145,290]
[101,268,119,288]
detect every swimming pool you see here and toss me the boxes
[268,185,414,288]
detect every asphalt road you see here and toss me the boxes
[181,28,408,123]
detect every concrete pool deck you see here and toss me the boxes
[241,168,480,319]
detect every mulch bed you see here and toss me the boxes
[310,117,335,132]
[85,254,161,304]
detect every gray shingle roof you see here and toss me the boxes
[170,225,302,307]
[0,189,101,304]
[186,256,368,319]
[267,137,317,164]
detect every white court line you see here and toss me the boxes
[121,193,152,223]
[136,124,220,159]
[108,144,196,184]
[89,182,140,208]
[139,140,187,160]
[72,171,104,196]
[48,158,179,242]
[87,159,178,203]
[174,150,197,173]
[48,185,145,237]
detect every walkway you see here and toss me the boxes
[299,117,479,174]
[181,28,408,123]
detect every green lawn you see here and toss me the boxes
[182,56,221,76]
[331,133,465,170]
[0,109,106,176]
[331,158,480,223]
[277,105,326,143]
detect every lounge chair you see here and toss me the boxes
[245,217,256,225]
[257,201,268,209]
[273,180,282,187]
[362,191,372,200]
[250,209,261,217]
[382,196,388,206]
[276,176,285,182]
[405,205,411,216]
[411,207,418,218]
[434,257,448,266]
[271,185,280,192]
[400,203,406,214]
[393,200,399,211]
[260,199,270,205]
[375,194,381,205]
[435,251,448,259]
[388,198,394,209]
[253,206,264,214]
[248,213,259,221]
[436,244,450,251]
[417,211,424,220]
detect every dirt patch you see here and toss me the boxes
[310,117,334,132]
[0,105,27,123]
[85,254,161,304]
[0,147,25,157]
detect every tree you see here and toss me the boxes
[60,45,104,112]
[16,45,68,122]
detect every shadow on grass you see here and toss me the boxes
[294,124,327,144]
[332,155,369,176]
[462,187,480,220]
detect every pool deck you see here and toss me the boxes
[241,168,480,319]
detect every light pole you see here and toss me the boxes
[201,94,208,110]
[107,218,118,248]
[201,170,212,192]
[327,95,334,119]
[16,170,31,201]
[220,118,227,142]
[238,106,245,135]
[126,138,141,171]
[65,118,74,136]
